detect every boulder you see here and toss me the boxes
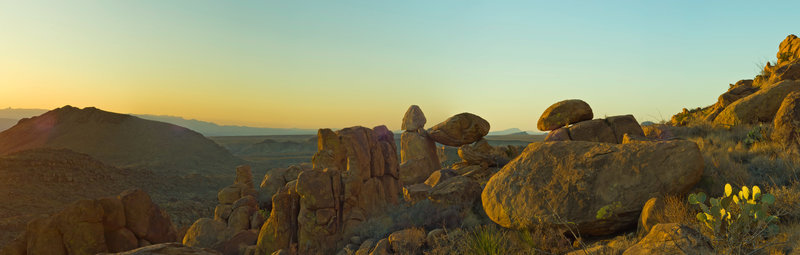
[388,228,425,254]
[537,99,593,131]
[718,80,757,107]
[218,185,245,205]
[424,169,458,187]
[258,167,290,209]
[778,34,800,64]
[457,139,494,165]
[105,228,139,252]
[228,207,253,233]
[568,119,616,143]
[355,238,377,255]
[182,218,227,249]
[773,91,800,145]
[235,165,255,189]
[428,176,481,206]
[544,127,571,142]
[714,80,800,126]
[214,204,233,222]
[54,199,107,254]
[370,238,390,255]
[120,189,154,238]
[428,113,490,146]
[482,140,704,236]
[255,184,299,255]
[26,215,67,255]
[217,230,258,255]
[402,105,427,131]
[98,196,127,231]
[605,115,645,144]
[642,125,673,140]
[622,223,712,255]
[400,130,440,184]
[100,243,222,255]
[144,205,179,244]
[403,183,432,204]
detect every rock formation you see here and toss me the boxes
[427,113,490,147]
[537,99,593,131]
[541,107,645,144]
[255,125,400,254]
[714,80,800,126]
[183,166,263,254]
[1,189,178,255]
[398,105,440,185]
[773,91,800,145]
[482,140,704,236]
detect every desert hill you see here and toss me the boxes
[0,106,243,174]
[0,148,136,245]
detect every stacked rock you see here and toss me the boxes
[398,105,441,185]
[183,165,263,255]
[256,163,311,210]
[539,99,645,144]
[2,189,178,254]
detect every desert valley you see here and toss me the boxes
[1,35,800,254]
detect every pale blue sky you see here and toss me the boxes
[1,0,798,130]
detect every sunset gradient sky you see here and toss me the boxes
[2,1,799,130]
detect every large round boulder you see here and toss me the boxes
[428,113,490,147]
[183,218,227,249]
[537,99,593,131]
[482,140,704,236]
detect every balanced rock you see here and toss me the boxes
[482,140,704,236]
[402,105,427,131]
[537,99,593,131]
[428,113,490,146]
[773,91,800,144]
[714,80,800,126]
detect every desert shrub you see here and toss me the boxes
[769,182,800,222]
[688,183,780,254]
[458,225,512,255]
[511,225,572,254]
[659,195,695,226]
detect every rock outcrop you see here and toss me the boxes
[256,126,400,255]
[398,105,440,185]
[714,80,800,126]
[778,34,800,64]
[543,113,645,145]
[537,99,594,131]
[773,91,800,145]
[482,140,704,236]
[183,166,263,254]
[427,113,490,147]
[2,189,178,255]
[401,105,426,131]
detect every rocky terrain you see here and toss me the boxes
[4,35,800,255]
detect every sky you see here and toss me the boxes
[1,1,799,131]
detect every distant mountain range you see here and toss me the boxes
[135,114,318,136]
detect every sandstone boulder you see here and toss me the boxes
[26,215,67,255]
[403,183,432,204]
[255,183,299,255]
[428,175,481,206]
[120,189,154,238]
[402,105,427,131]
[424,169,458,187]
[399,130,439,184]
[218,184,246,205]
[214,204,233,222]
[217,230,258,255]
[428,113,490,146]
[622,223,712,255]
[106,228,139,253]
[718,80,757,107]
[183,218,227,249]
[773,91,800,144]
[714,80,800,126]
[778,34,800,64]
[388,228,425,254]
[482,140,704,236]
[53,199,108,254]
[544,127,571,142]
[99,196,127,231]
[568,119,616,143]
[144,205,178,244]
[605,115,645,144]
[537,99,593,131]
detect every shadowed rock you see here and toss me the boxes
[537,99,593,131]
